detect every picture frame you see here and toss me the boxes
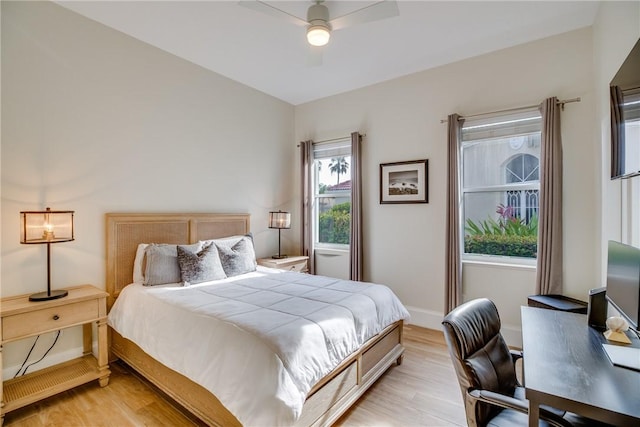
[380,159,428,204]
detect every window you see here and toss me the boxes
[461,110,541,260]
[313,140,351,247]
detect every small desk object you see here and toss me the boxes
[521,306,640,427]
[0,285,110,424]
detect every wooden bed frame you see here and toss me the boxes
[106,213,405,427]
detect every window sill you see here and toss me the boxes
[315,246,349,256]
[463,257,536,271]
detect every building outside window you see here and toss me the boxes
[461,110,541,261]
[313,139,351,247]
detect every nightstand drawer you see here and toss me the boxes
[287,260,308,272]
[2,299,98,341]
[257,256,309,273]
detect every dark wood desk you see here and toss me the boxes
[521,307,640,427]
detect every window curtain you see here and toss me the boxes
[535,97,563,295]
[610,85,624,178]
[445,114,464,314]
[300,140,315,274]
[350,132,363,281]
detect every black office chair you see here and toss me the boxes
[442,298,608,427]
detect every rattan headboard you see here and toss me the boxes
[105,213,250,307]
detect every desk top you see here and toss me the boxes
[521,307,640,426]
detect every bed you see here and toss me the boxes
[106,212,408,427]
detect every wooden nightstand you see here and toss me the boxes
[0,285,110,423]
[257,255,309,273]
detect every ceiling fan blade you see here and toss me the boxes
[329,0,399,31]
[238,1,308,27]
[307,45,324,67]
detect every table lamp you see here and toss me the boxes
[269,210,291,259]
[20,207,74,301]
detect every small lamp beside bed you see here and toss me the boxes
[20,207,74,301]
[268,210,290,259]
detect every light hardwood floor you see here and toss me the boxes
[3,325,466,427]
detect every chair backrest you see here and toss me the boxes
[442,298,518,426]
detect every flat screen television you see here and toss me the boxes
[610,38,640,179]
[606,240,640,330]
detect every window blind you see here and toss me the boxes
[462,109,542,142]
[313,139,351,159]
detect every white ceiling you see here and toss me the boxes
[55,1,601,105]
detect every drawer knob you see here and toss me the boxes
[53,315,60,321]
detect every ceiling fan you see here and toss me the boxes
[239,1,399,48]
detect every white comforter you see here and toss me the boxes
[108,266,409,426]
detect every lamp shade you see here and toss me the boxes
[269,211,291,229]
[21,208,74,244]
[19,207,74,301]
[307,25,330,47]
[306,2,331,47]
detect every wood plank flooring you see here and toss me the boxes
[3,325,466,427]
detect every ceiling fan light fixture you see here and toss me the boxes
[307,24,330,46]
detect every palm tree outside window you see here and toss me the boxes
[329,157,349,185]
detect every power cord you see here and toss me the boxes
[13,336,40,378]
[13,330,62,378]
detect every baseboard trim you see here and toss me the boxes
[405,305,523,348]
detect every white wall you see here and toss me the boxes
[593,1,640,255]
[295,28,598,345]
[1,1,294,375]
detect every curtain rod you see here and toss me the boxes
[313,136,352,145]
[297,133,366,147]
[439,97,581,124]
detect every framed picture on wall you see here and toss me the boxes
[380,159,428,204]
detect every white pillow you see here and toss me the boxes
[133,243,148,283]
[199,233,253,250]
[144,243,202,286]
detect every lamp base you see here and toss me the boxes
[271,254,288,259]
[29,289,68,302]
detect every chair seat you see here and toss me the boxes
[513,384,613,426]
[513,387,565,418]
[486,407,613,427]
[487,408,556,427]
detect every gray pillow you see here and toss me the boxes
[143,243,200,286]
[177,243,227,285]
[216,235,257,277]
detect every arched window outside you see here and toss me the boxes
[505,154,539,223]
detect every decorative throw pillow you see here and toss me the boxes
[216,235,257,277]
[143,243,200,286]
[177,243,226,285]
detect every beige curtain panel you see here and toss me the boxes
[535,97,563,295]
[445,113,464,314]
[610,85,624,178]
[350,132,363,281]
[299,140,315,274]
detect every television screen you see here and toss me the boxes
[610,38,640,179]
[606,240,640,329]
